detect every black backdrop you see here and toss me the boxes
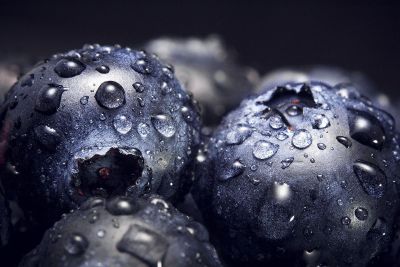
[1,0,399,98]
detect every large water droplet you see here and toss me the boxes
[113,115,132,134]
[106,197,138,215]
[286,105,302,116]
[353,160,387,198]
[253,140,279,160]
[336,136,352,148]
[281,157,294,169]
[292,129,312,149]
[35,84,66,114]
[95,81,126,109]
[54,58,86,78]
[226,126,253,145]
[34,125,62,151]
[219,160,245,181]
[64,233,88,255]
[355,207,368,221]
[96,65,110,74]
[311,114,330,129]
[151,114,176,138]
[348,109,385,150]
[269,115,284,129]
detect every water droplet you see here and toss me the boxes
[226,126,253,145]
[99,113,106,121]
[131,58,154,74]
[337,199,343,206]
[341,216,351,225]
[276,132,289,141]
[219,160,245,181]
[353,160,387,198]
[355,207,368,221]
[133,82,145,93]
[137,123,150,137]
[80,96,89,105]
[281,157,294,169]
[336,136,352,148]
[96,65,110,74]
[317,143,326,150]
[106,197,138,215]
[151,114,176,138]
[95,81,126,109]
[113,115,132,134]
[35,84,66,114]
[286,105,302,116]
[54,58,86,78]
[348,109,385,150]
[253,140,279,160]
[97,229,106,238]
[34,125,62,151]
[292,129,312,149]
[181,106,195,123]
[269,115,284,129]
[64,233,88,255]
[311,114,330,129]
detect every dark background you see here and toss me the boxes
[1,0,400,98]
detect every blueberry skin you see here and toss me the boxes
[145,36,259,126]
[0,188,10,248]
[0,44,201,226]
[19,195,223,267]
[194,82,400,266]
[258,66,399,120]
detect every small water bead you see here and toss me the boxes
[133,82,145,93]
[80,96,89,105]
[317,143,326,150]
[336,136,352,148]
[281,157,294,169]
[276,132,289,141]
[219,160,245,181]
[181,106,195,123]
[348,108,386,150]
[99,113,106,121]
[35,84,66,114]
[355,207,368,221]
[311,114,330,129]
[269,115,284,129]
[113,115,132,134]
[131,58,154,74]
[54,58,86,78]
[151,114,176,138]
[226,126,253,145]
[341,216,351,225]
[97,229,106,238]
[96,65,110,74]
[292,129,312,149]
[353,160,387,198]
[63,233,89,255]
[286,105,303,116]
[95,81,126,109]
[137,123,150,137]
[253,140,279,160]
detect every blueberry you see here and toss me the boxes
[145,36,259,127]
[19,196,223,267]
[194,82,400,266]
[0,44,201,227]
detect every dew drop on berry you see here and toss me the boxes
[54,58,86,78]
[131,58,153,74]
[63,233,88,255]
[311,114,330,129]
[151,114,176,138]
[253,140,279,160]
[269,115,284,129]
[341,216,351,225]
[286,105,302,116]
[317,143,326,150]
[219,160,245,181]
[113,115,132,134]
[80,96,89,105]
[348,109,386,150]
[226,126,253,145]
[137,123,150,137]
[133,82,145,93]
[292,129,312,149]
[96,65,110,74]
[95,81,126,109]
[35,84,66,114]
[355,207,368,221]
[336,136,352,148]
[353,160,387,198]
[281,157,294,169]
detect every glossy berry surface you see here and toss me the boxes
[0,44,201,226]
[19,195,222,267]
[145,36,258,126]
[194,82,400,266]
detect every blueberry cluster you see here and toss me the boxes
[0,39,399,267]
